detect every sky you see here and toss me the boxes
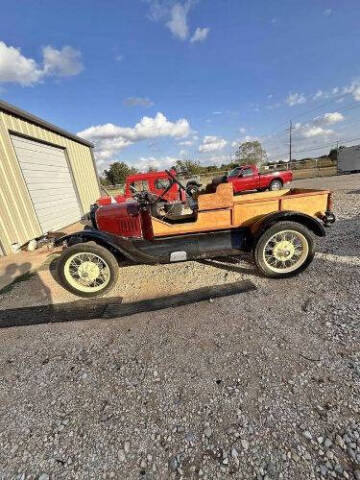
[1,0,360,174]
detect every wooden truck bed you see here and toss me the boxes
[151,183,331,237]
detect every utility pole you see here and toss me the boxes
[289,120,292,165]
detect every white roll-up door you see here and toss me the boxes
[11,135,82,233]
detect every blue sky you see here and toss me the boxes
[1,0,360,173]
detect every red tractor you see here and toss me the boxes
[97,169,189,216]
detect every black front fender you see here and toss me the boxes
[254,210,326,239]
[54,229,157,264]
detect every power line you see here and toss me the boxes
[292,135,360,156]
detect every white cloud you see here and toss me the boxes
[78,112,191,161]
[166,3,189,40]
[147,0,169,21]
[199,135,227,152]
[0,41,83,86]
[231,135,257,147]
[239,127,246,133]
[342,81,360,101]
[42,45,83,77]
[292,114,343,139]
[353,87,360,101]
[324,8,332,16]
[315,112,344,125]
[302,126,333,138]
[0,41,43,85]
[137,155,178,171]
[199,154,235,165]
[178,139,194,146]
[313,90,323,100]
[243,135,258,142]
[286,92,307,106]
[212,111,222,115]
[190,27,210,43]
[115,54,124,62]
[310,81,360,104]
[147,1,208,44]
[123,97,154,107]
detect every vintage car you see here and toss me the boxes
[55,170,335,297]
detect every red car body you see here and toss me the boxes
[97,170,186,206]
[224,165,293,193]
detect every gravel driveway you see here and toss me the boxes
[0,173,359,480]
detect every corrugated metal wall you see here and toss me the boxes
[338,145,360,173]
[0,110,100,255]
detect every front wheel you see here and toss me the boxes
[57,242,119,297]
[254,221,314,278]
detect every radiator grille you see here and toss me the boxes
[118,217,141,236]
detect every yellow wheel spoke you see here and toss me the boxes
[64,251,111,293]
[263,229,309,274]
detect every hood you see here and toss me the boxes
[95,201,143,238]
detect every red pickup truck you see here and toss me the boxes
[214,164,293,194]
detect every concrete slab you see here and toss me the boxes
[0,221,82,292]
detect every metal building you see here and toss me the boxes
[0,100,100,256]
[338,145,360,173]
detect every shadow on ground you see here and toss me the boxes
[0,277,256,329]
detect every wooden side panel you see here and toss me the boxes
[233,189,291,203]
[198,183,234,211]
[152,209,232,237]
[232,200,280,226]
[150,188,330,240]
[281,193,329,216]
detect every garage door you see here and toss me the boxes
[11,135,82,233]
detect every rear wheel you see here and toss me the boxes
[57,242,119,297]
[269,179,283,191]
[254,221,314,278]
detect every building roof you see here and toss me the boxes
[0,99,94,148]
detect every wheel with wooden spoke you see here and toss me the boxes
[57,242,119,297]
[254,221,314,278]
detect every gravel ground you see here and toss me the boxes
[0,173,359,480]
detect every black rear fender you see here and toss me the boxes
[252,211,326,242]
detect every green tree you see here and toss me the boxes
[234,141,267,166]
[175,159,201,175]
[104,162,137,185]
[147,166,158,172]
[329,148,339,162]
